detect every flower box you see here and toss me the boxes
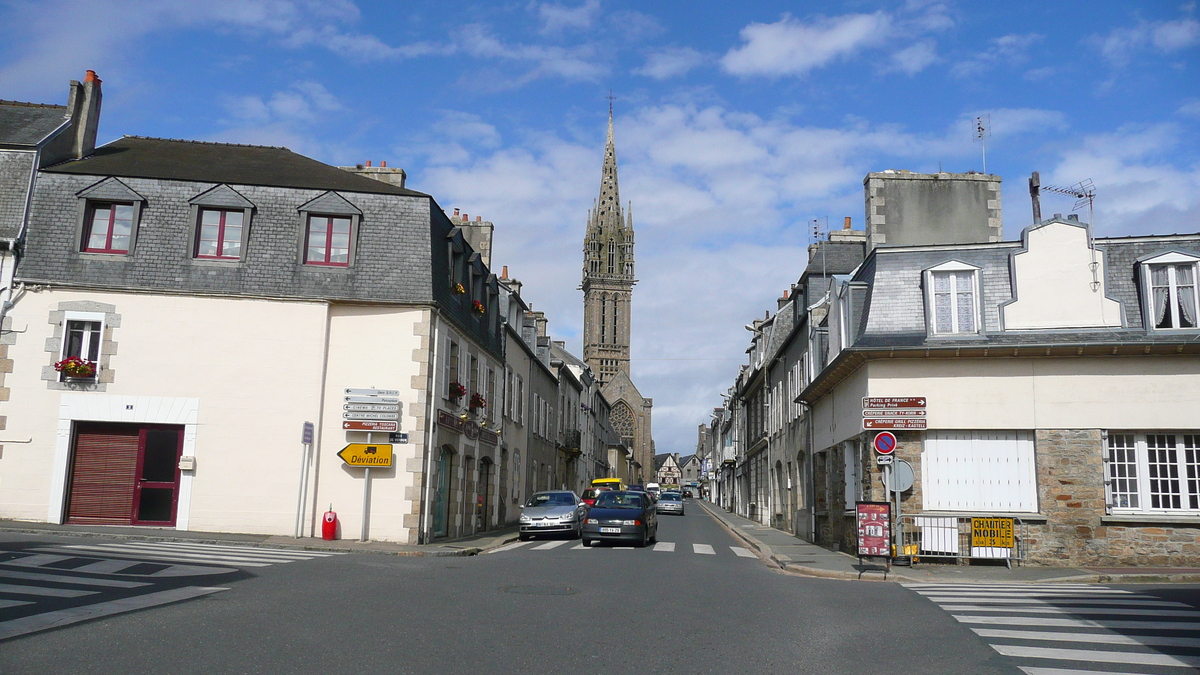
[470,392,487,409]
[452,283,466,295]
[54,356,96,379]
[472,300,485,317]
[448,381,467,398]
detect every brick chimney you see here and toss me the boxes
[67,70,102,160]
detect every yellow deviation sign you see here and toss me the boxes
[971,517,1015,548]
[338,443,393,467]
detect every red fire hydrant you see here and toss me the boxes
[322,506,338,540]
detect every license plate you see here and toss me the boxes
[600,527,621,534]
[536,521,553,527]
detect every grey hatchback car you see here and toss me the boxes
[519,491,588,540]
[656,491,685,515]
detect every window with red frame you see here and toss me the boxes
[196,208,244,259]
[305,215,351,266]
[83,202,134,253]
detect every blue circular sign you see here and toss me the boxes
[873,431,897,455]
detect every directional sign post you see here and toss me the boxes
[295,421,315,538]
[338,441,394,542]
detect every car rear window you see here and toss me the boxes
[661,493,681,501]
[594,491,644,509]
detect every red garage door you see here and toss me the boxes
[66,423,183,526]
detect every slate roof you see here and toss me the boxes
[0,101,70,147]
[43,136,428,196]
[653,453,672,470]
[802,240,865,278]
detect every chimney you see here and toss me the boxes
[462,213,468,221]
[69,70,103,160]
[778,289,790,310]
[553,340,566,349]
[380,160,387,168]
[365,160,372,167]
[532,311,548,338]
[844,216,851,229]
[501,265,508,279]
[476,216,481,222]
[453,208,460,218]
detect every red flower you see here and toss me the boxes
[54,356,96,378]
[472,300,485,316]
[470,392,487,409]
[449,381,467,398]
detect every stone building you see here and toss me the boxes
[581,106,652,481]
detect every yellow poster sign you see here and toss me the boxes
[971,517,1014,548]
[338,443,393,467]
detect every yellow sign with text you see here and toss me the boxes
[971,517,1015,548]
[338,443,393,467]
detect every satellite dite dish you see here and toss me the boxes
[884,460,915,493]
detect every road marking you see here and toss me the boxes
[0,583,96,598]
[913,589,1134,597]
[531,540,567,550]
[953,615,1200,630]
[487,541,532,554]
[0,599,33,609]
[570,544,587,550]
[993,644,1200,668]
[613,547,635,550]
[730,546,755,557]
[973,628,1200,649]
[60,543,316,563]
[1018,669,1160,675]
[904,583,1127,590]
[0,569,149,589]
[0,586,228,642]
[942,605,1200,617]
[921,596,1187,607]
[653,542,675,552]
[48,546,274,567]
[693,544,715,555]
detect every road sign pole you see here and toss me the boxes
[361,432,374,542]
[295,441,310,538]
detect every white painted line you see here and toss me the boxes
[693,544,715,555]
[730,547,756,558]
[1018,668,1151,675]
[0,599,33,609]
[994,644,1200,668]
[59,544,302,564]
[532,540,567,550]
[0,586,228,641]
[915,589,1133,597]
[942,605,1200,617]
[653,542,675,552]
[2,554,75,568]
[141,542,342,558]
[954,615,1200,630]
[922,596,1188,607]
[904,583,1119,590]
[973,628,1200,649]
[48,546,273,567]
[613,547,635,550]
[486,541,532,554]
[570,544,587,550]
[0,583,96,598]
[0,570,148,589]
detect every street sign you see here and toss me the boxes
[344,404,400,412]
[301,421,314,445]
[344,396,400,405]
[876,454,893,465]
[337,443,393,467]
[884,460,915,492]
[873,431,897,455]
[862,410,926,417]
[855,501,892,558]
[864,418,927,430]
[343,411,400,421]
[388,432,409,444]
[344,388,399,396]
[343,420,399,432]
[863,397,926,409]
[971,517,1015,548]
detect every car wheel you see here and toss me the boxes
[649,527,657,545]
[582,538,594,547]
[518,532,530,541]
[639,528,649,548]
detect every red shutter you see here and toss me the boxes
[66,424,139,525]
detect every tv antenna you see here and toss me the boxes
[973,115,991,174]
[1043,179,1100,290]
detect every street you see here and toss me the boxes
[2,503,1199,674]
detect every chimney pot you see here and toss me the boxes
[85,70,99,83]
[365,160,372,167]
[476,215,481,222]
[844,216,852,230]
[462,213,468,221]
[454,208,460,217]
[783,289,789,298]
[380,160,387,168]
[502,265,508,279]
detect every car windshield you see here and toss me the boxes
[593,492,643,509]
[526,492,576,507]
[661,493,681,502]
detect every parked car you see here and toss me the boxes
[656,491,685,516]
[519,491,587,540]
[683,489,693,498]
[580,487,610,507]
[582,490,658,547]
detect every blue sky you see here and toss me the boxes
[3,1,1198,454]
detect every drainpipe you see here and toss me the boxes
[419,309,442,544]
[307,302,334,537]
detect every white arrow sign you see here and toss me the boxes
[344,396,400,404]
[343,412,401,421]
[345,388,399,396]
[344,404,400,412]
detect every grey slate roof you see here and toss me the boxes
[43,136,428,197]
[802,241,865,278]
[0,101,69,147]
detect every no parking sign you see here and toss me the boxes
[873,431,897,455]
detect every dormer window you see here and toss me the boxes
[305,215,352,266]
[83,202,133,254]
[924,261,981,336]
[196,209,244,260]
[1140,252,1200,331]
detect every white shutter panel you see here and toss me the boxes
[437,334,449,400]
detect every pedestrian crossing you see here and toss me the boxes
[905,582,1200,674]
[487,540,757,558]
[0,540,344,641]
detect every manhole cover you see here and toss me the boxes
[501,585,580,596]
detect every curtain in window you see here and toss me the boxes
[955,272,975,332]
[933,273,953,333]
[1177,264,1197,328]
[1152,265,1171,327]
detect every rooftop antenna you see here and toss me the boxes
[1044,178,1100,290]
[973,115,991,174]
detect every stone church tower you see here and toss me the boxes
[582,105,653,481]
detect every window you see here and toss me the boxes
[83,202,134,254]
[843,441,861,507]
[1149,263,1198,330]
[445,339,460,401]
[60,318,102,381]
[304,215,351,266]
[195,209,244,260]
[516,375,524,425]
[1108,433,1200,513]
[931,270,978,334]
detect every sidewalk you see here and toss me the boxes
[695,500,1200,584]
[0,519,518,557]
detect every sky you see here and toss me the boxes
[2,0,1198,455]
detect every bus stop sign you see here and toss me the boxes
[873,431,897,455]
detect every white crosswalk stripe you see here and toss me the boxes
[489,540,755,558]
[693,544,715,555]
[37,542,344,568]
[730,547,756,557]
[653,542,675,552]
[531,540,567,550]
[906,582,1200,675]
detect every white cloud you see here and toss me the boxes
[1095,17,1200,66]
[887,40,938,75]
[533,0,602,35]
[634,47,707,80]
[720,12,891,77]
[455,23,608,85]
[1179,99,1200,117]
[950,32,1043,78]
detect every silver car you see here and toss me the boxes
[519,491,588,540]
[656,491,685,515]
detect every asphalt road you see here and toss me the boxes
[3,503,1196,674]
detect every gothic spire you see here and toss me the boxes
[595,103,622,232]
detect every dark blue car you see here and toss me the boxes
[581,490,658,547]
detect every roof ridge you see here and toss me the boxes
[0,99,67,109]
[122,135,290,151]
